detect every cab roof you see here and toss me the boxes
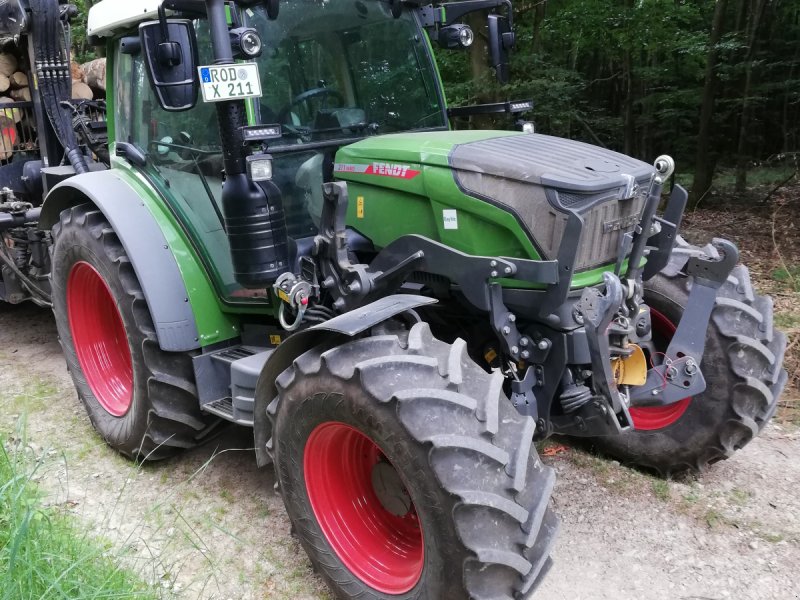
[87,0,166,37]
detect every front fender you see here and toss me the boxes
[252,294,437,466]
[42,170,202,352]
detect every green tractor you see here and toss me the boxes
[0,0,786,597]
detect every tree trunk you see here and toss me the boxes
[623,50,635,156]
[466,13,497,129]
[691,0,728,204]
[533,1,548,53]
[735,0,768,193]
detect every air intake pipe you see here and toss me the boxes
[206,0,289,287]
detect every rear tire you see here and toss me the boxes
[268,322,558,599]
[50,204,220,460]
[591,237,788,475]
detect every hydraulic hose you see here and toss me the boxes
[29,0,89,174]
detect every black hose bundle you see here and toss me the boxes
[29,0,89,174]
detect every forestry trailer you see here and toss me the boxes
[0,0,787,597]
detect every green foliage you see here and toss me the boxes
[70,0,97,64]
[0,434,156,600]
[439,0,799,174]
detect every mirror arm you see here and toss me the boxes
[157,5,171,41]
[412,0,512,29]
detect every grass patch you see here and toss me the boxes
[771,266,800,293]
[3,379,58,417]
[704,508,725,529]
[651,479,671,502]
[729,487,753,507]
[0,434,157,600]
[775,312,800,331]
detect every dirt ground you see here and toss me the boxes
[1,191,799,600]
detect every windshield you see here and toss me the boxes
[242,1,447,145]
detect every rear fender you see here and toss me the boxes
[252,295,437,466]
[41,170,204,352]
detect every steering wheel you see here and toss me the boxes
[278,87,344,122]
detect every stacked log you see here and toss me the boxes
[82,58,106,95]
[0,43,106,161]
[0,48,35,161]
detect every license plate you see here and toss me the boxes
[198,63,262,103]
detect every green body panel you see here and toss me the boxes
[335,130,617,288]
[336,130,539,260]
[110,159,241,345]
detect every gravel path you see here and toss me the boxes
[1,303,797,599]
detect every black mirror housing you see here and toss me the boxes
[139,19,199,112]
[488,13,513,84]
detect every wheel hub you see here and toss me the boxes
[371,459,413,517]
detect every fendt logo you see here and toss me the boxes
[370,162,413,178]
[334,162,421,180]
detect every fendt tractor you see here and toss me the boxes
[0,0,787,597]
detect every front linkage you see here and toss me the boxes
[273,157,738,441]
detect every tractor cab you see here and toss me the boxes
[104,0,456,303]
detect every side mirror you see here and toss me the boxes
[139,19,199,112]
[488,14,515,84]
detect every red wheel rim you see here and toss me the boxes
[304,422,424,594]
[67,261,133,417]
[628,308,691,430]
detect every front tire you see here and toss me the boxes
[591,237,788,475]
[269,322,558,599]
[50,204,220,460]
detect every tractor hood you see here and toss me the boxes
[335,130,654,193]
[334,131,656,272]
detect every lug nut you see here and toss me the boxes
[520,337,529,347]
[508,314,516,322]
[502,326,511,335]
[521,350,530,359]
[684,359,698,375]
[537,339,550,351]
[511,346,519,355]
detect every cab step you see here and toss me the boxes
[193,344,274,427]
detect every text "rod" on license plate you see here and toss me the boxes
[198,63,263,103]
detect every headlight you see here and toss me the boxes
[230,27,263,59]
